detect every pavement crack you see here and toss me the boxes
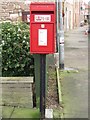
[9,106,15,119]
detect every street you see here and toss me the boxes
[61,26,88,118]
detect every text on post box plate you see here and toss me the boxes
[35,15,51,22]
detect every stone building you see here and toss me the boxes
[0,1,29,22]
[63,0,83,31]
[64,0,74,31]
[0,0,55,22]
[73,0,80,28]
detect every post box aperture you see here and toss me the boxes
[30,3,56,54]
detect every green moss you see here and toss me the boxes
[2,106,40,118]
[59,70,79,79]
[2,106,14,118]
[53,109,64,118]
[11,108,40,118]
[53,70,79,118]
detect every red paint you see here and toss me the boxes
[30,2,56,54]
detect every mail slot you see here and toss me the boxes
[30,3,56,54]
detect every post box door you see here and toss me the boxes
[30,23,54,54]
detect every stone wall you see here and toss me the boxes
[0,0,55,22]
[0,1,29,22]
[1,77,33,108]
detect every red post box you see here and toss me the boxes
[30,3,56,54]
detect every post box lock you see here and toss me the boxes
[41,24,45,28]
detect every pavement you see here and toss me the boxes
[61,26,88,118]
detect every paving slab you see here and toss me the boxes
[61,26,88,118]
[2,106,40,118]
[2,106,14,118]
[2,81,33,108]
[11,108,40,118]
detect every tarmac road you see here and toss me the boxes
[61,26,88,118]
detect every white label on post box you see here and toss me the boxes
[38,29,47,46]
[35,15,51,22]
